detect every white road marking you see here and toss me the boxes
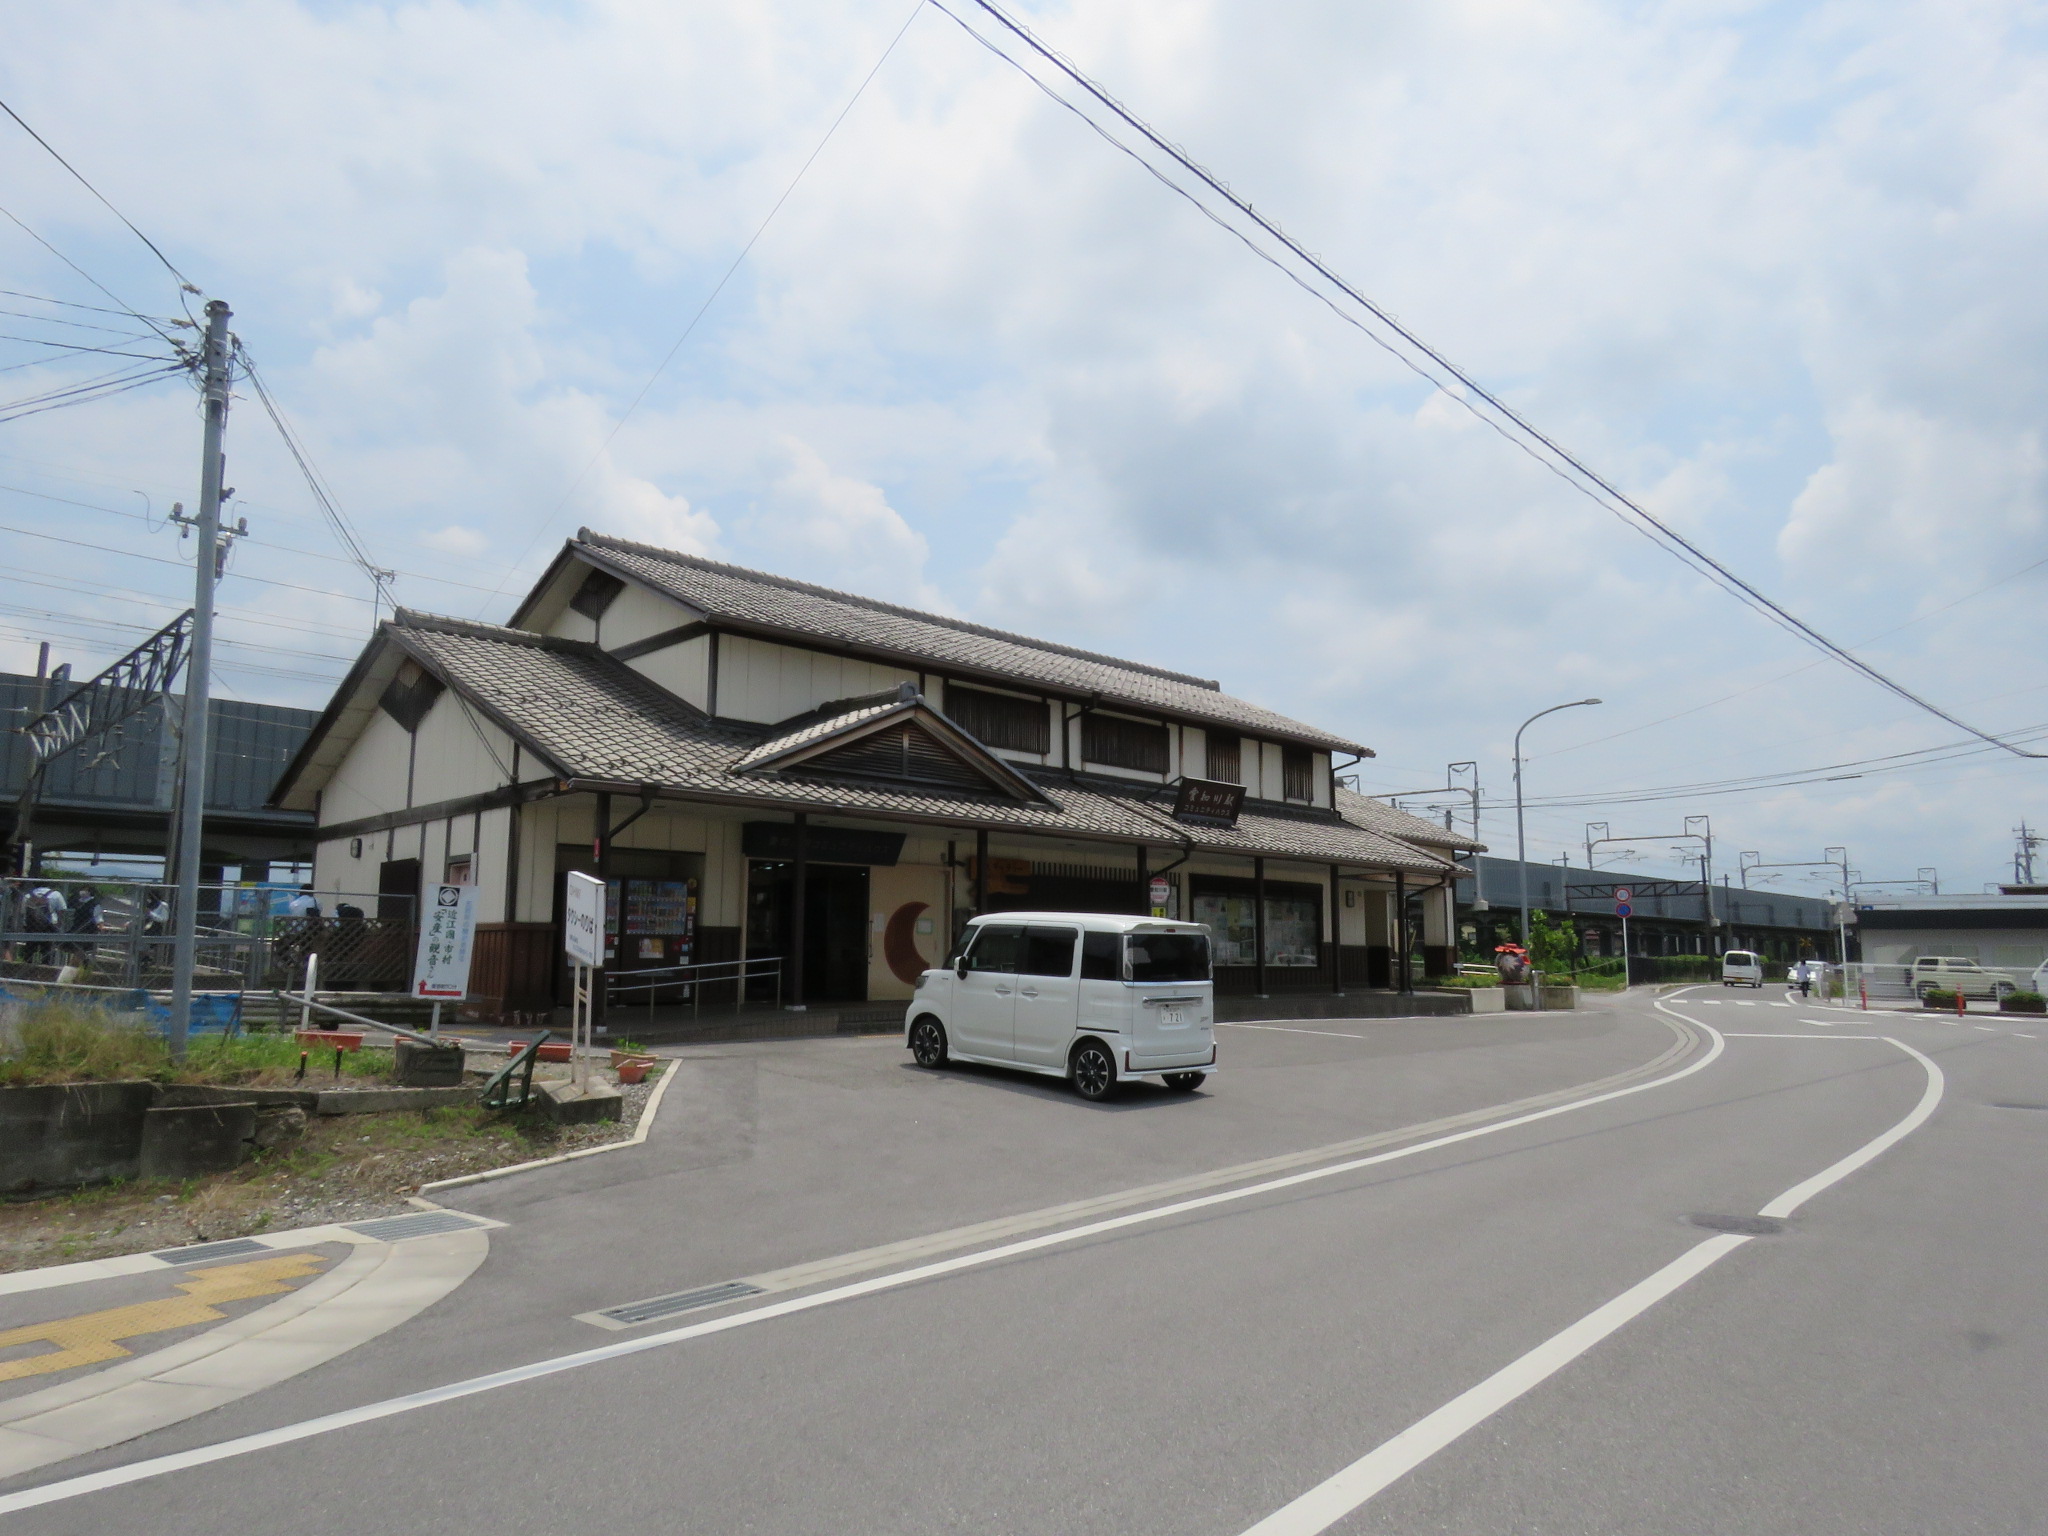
[0,1019,1727,1515]
[2016,1033,2039,1040]
[1800,1019,1837,1027]
[1217,1022,1374,1041]
[1770,1001,1791,1008]
[1974,1026,1997,1032]
[1232,1016,1943,1536]
[1697,999,1723,1005]
[1722,1032,1880,1039]
[1735,1001,1757,1007]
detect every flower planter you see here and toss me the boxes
[508,1040,574,1063]
[296,1029,364,1051]
[615,1057,656,1085]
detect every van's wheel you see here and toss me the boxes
[1070,1040,1118,1101]
[909,1016,949,1068]
[1163,1072,1203,1093]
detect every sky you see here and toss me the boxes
[2,0,2044,898]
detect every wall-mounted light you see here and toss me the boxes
[349,838,363,859]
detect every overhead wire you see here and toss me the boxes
[0,95,197,292]
[928,0,2046,760]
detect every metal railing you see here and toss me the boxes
[604,955,785,1027]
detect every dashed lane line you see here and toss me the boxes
[1235,1015,1943,1536]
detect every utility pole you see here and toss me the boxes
[2017,822,2041,885]
[167,299,233,1058]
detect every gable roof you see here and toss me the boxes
[522,531,1369,755]
[1336,787,1486,853]
[733,685,1050,802]
[278,610,1443,873]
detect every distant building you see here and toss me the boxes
[1854,893,2048,969]
[0,674,316,874]
[1455,856,1841,961]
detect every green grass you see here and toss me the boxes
[0,998,397,1087]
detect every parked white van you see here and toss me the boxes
[906,912,1216,1101]
[1721,950,1764,987]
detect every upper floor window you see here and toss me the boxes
[1205,731,1242,784]
[1282,744,1314,802]
[943,684,1051,754]
[1083,713,1170,774]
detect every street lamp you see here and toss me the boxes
[1515,698,1602,945]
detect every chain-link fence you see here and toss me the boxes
[0,876,411,993]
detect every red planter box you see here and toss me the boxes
[297,1030,364,1052]
[507,1040,573,1063]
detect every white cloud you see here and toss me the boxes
[2,0,2045,881]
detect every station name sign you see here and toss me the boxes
[1172,777,1245,828]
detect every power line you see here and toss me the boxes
[231,344,396,615]
[0,95,196,290]
[0,518,377,603]
[0,362,187,423]
[486,0,929,610]
[930,0,2047,761]
[4,565,371,642]
[0,201,187,351]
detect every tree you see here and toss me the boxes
[1528,910,1581,976]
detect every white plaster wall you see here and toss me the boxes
[593,581,688,651]
[314,834,382,903]
[408,691,516,807]
[1256,740,1281,801]
[319,706,414,826]
[628,633,711,711]
[474,805,511,922]
[1311,751,1331,807]
[718,635,916,724]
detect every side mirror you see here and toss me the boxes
[955,958,969,980]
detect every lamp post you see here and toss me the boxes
[1514,698,1602,946]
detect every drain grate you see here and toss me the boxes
[1688,1213,1787,1236]
[344,1211,487,1243]
[597,1281,766,1327]
[152,1237,270,1266]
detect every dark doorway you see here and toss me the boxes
[746,860,868,1003]
[377,858,420,923]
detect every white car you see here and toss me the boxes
[1721,950,1764,987]
[906,912,1217,1101]
[1909,955,2016,1003]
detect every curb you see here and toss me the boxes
[421,1055,683,1194]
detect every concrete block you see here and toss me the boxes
[536,1078,623,1125]
[1539,984,1580,1010]
[313,1086,478,1116]
[138,1102,256,1180]
[393,1041,466,1087]
[1504,984,1540,1011]
[1464,988,1507,1014]
[0,1081,155,1193]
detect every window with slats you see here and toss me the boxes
[942,684,1051,753]
[1205,731,1242,784]
[1083,713,1170,774]
[1282,744,1314,802]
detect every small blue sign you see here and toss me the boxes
[1615,901,1633,917]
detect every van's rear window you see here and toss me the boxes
[1126,933,1210,982]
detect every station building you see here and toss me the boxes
[272,532,1469,1020]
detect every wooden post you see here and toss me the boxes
[1329,863,1343,995]
[1254,856,1268,999]
[789,811,808,1010]
[1396,869,1411,994]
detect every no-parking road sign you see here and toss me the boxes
[1614,887,1633,917]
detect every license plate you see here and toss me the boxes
[1162,1008,1184,1026]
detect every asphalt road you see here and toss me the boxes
[4,987,2043,1533]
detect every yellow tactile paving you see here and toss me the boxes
[0,1254,330,1383]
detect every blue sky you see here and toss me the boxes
[2,0,2044,897]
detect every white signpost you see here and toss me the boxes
[563,871,604,1089]
[1148,876,1170,916]
[410,882,480,1037]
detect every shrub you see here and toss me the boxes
[1920,989,1960,1009]
[2000,991,2046,1014]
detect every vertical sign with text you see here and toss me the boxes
[412,883,481,999]
[563,870,605,968]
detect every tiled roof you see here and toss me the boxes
[571,531,1368,755]
[384,614,1442,872]
[1336,787,1486,852]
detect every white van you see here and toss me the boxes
[1721,950,1764,987]
[906,912,1216,1101]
